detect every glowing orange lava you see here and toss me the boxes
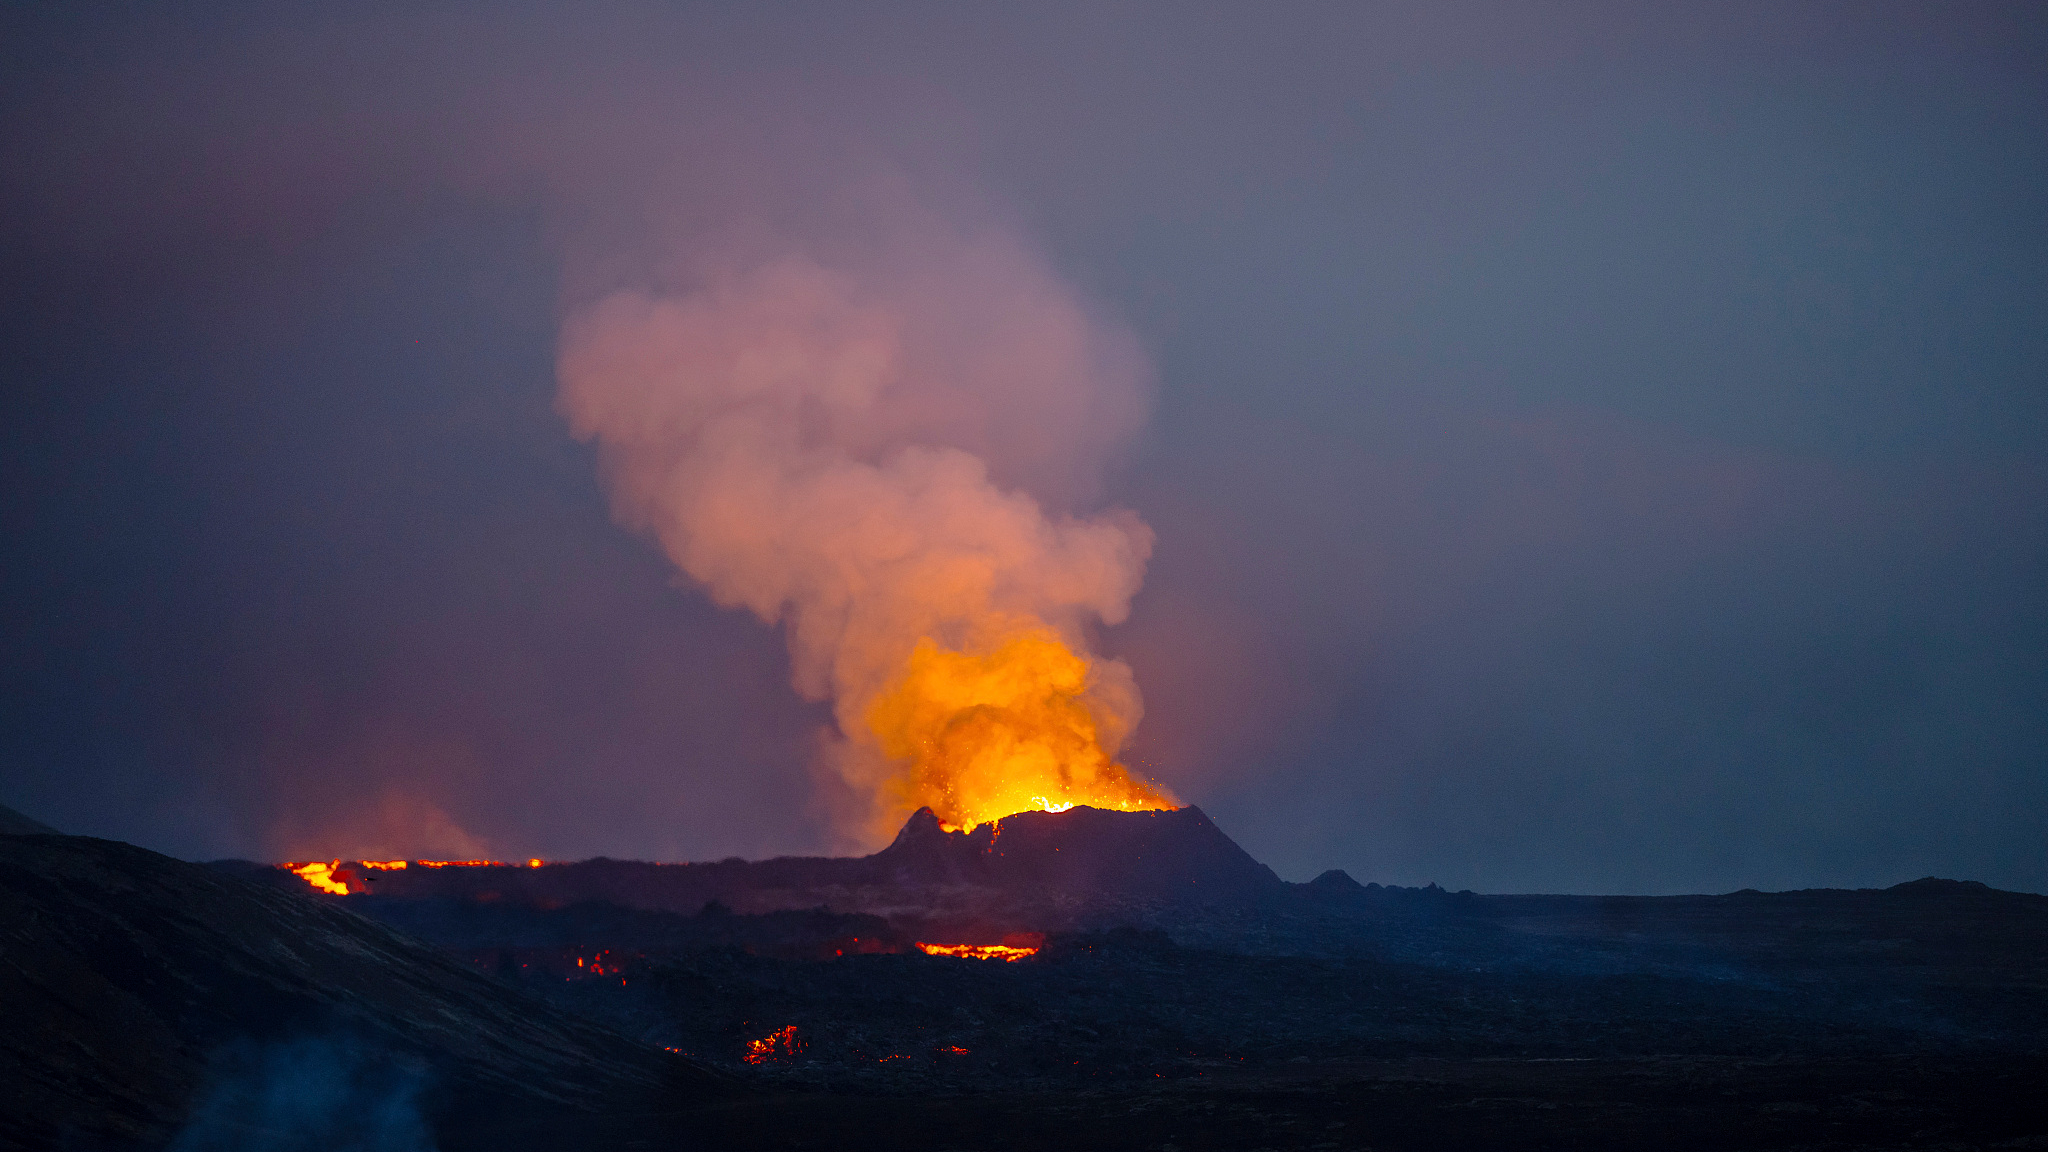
[287,861,350,895]
[744,1025,804,1065]
[867,631,1175,831]
[914,942,1039,961]
[285,857,509,895]
[572,950,627,977]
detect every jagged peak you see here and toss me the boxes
[886,807,949,846]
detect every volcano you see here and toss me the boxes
[876,805,1280,897]
[285,805,1283,932]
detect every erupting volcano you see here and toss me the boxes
[268,803,1283,930]
[557,227,1168,843]
[870,632,1175,831]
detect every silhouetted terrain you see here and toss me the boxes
[283,806,1281,937]
[0,803,57,836]
[322,808,2048,1147]
[6,809,2046,1150]
[391,875,2046,1090]
[0,833,729,1151]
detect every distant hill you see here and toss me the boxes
[0,802,57,836]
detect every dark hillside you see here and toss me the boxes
[0,833,729,1151]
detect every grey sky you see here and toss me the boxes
[2,2,2041,891]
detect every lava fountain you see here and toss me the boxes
[869,631,1173,831]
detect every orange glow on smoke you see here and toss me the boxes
[867,631,1174,831]
[915,942,1039,961]
[744,1026,804,1065]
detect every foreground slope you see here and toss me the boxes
[0,833,729,1150]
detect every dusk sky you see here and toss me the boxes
[3,2,2042,893]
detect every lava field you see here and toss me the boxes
[6,809,2046,1151]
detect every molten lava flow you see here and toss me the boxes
[287,861,350,895]
[743,1026,804,1065]
[867,631,1175,831]
[286,857,502,895]
[915,942,1039,961]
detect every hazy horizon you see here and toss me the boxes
[4,2,2042,895]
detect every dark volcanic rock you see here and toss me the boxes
[330,805,1282,928]
[877,805,1282,900]
[353,895,905,963]
[0,833,729,1151]
[18,818,2047,1151]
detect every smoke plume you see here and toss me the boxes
[556,212,1171,840]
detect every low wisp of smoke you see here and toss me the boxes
[557,217,1175,840]
[169,1034,433,1152]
